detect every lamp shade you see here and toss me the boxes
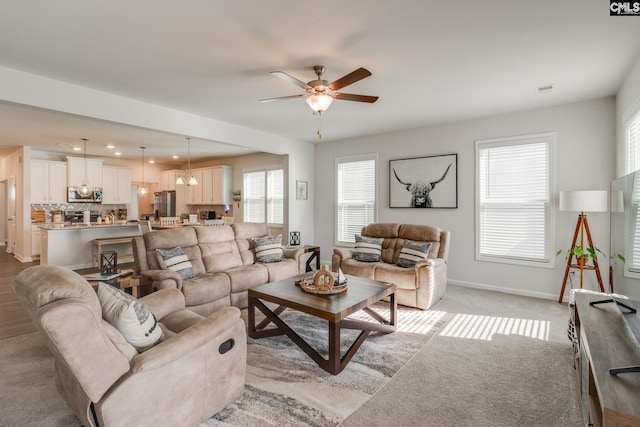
[559,190,608,213]
[306,94,334,113]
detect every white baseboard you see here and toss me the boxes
[448,279,563,302]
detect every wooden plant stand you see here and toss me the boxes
[558,213,605,303]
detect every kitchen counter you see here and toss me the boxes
[38,222,136,229]
[40,223,141,269]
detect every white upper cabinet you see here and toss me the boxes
[160,169,181,191]
[185,169,204,205]
[102,166,132,204]
[212,165,232,205]
[31,159,67,204]
[184,166,231,205]
[67,156,103,188]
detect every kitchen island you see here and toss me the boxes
[40,223,141,269]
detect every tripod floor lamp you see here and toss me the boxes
[558,190,607,303]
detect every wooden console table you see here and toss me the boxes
[574,292,640,426]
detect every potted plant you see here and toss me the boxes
[557,246,604,266]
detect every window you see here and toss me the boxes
[626,104,640,174]
[243,169,283,225]
[476,133,554,267]
[335,155,377,245]
[627,105,640,275]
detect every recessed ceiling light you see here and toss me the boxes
[114,152,122,156]
[105,144,115,149]
[72,147,81,151]
[149,160,155,164]
[172,155,179,159]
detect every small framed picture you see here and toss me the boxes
[296,180,308,200]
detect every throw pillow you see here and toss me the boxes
[156,247,196,280]
[97,282,163,352]
[253,235,284,263]
[353,235,384,262]
[396,240,432,268]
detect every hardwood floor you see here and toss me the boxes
[0,248,39,340]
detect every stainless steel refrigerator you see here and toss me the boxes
[153,191,176,218]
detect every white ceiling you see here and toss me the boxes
[0,1,639,165]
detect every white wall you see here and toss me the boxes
[315,97,616,301]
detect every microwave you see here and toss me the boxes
[68,186,103,203]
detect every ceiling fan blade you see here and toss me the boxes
[259,94,306,103]
[328,68,372,91]
[333,92,379,103]
[270,71,311,90]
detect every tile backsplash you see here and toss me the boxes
[30,203,129,221]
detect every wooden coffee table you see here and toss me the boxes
[248,274,397,375]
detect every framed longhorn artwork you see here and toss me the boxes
[389,154,457,208]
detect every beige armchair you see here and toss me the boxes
[12,265,246,427]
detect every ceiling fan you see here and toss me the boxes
[259,65,378,114]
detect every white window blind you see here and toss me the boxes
[626,107,640,174]
[267,169,284,225]
[476,134,553,265]
[336,156,376,245]
[243,169,284,225]
[628,172,640,273]
[244,171,265,223]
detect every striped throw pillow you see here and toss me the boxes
[98,282,164,352]
[396,240,432,268]
[353,235,384,262]
[253,235,284,263]
[156,247,196,280]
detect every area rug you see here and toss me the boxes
[0,304,447,427]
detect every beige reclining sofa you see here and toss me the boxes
[332,223,450,310]
[12,265,246,427]
[133,223,306,316]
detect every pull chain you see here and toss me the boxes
[317,113,323,139]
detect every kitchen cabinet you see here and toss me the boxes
[31,159,67,203]
[31,225,41,258]
[185,166,232,205]
[102,166,132,204]
[67,156,103,188]
[185,169,204,204]
[160,169,181,191]
[212,165,232,204]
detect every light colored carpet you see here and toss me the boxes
[0,285,583,426]
[341,285,583,426]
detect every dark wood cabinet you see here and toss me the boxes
[574,292,640,426]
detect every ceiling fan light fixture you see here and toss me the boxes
[306,94,333,114]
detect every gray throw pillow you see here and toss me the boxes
[156,247,196,280]
[397,240,432,268]
[353,235,384,262]
[253,235,284,263]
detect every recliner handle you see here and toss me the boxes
[219,338,235,354]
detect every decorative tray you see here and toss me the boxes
[294,276,348,295]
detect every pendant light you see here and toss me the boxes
[176,137,197,186]
[139,146,148,195]
[78,138,91,196]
